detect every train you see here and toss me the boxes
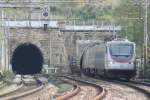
[80,39,136,80]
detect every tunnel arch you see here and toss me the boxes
[11,43,44,75]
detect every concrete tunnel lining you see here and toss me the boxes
[11,43,44,75]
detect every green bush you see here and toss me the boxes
[0,71,14,84]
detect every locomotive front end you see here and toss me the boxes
[106,40,136,80]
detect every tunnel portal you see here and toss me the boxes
[11,43,44,75]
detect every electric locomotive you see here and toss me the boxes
[81,39,136,80]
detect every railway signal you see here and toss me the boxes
[42,7,49,18]
[42,7,49,31]
[43,9,49,18]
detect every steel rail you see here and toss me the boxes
[0,84,44,100]
[56,75,106,100]
[0,84,23,97]
[91,76,150,99]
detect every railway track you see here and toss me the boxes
[0,75,58,100]
[98,78,150,98]
[112,79,150,98]
[55,82,80,100]
[0,83,23,97]
[130,79,150,87]
[55,75,106,100]
[0,83,43,100]
[0,74,149,100]
[78,75,150,100]
[0,76,45,100]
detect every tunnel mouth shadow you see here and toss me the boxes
[11,43,44,75]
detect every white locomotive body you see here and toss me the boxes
[81,39,136,80]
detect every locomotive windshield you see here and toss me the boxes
[109,44,133,56]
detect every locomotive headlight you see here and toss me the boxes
[109,61,115,64]
[129,62,133,64]
[109,61,112,64]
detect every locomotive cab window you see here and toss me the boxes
[109,43,134,62]
[109,44,134,56]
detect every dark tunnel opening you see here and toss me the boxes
[11,43,44,75]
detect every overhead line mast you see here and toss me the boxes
[143,0,148,76]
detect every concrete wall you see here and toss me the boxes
[7,28,69,73]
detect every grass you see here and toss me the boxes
[56,83,73,94]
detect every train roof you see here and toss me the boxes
[107,39,135,44]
